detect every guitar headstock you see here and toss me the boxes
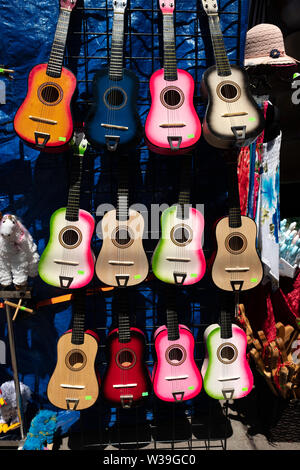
[70,131,88,156]
[60,0,77,11]
[201,0,219,15]
[159,0,175,14]
[113,0,128,13]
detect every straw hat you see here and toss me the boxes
[244,23,298,67]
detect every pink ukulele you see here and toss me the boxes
[145,0,201,154]
[152,300,202,402]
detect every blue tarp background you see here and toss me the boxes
[0,0,249,437]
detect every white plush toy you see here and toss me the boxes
[0,380,32,426]
[0,213,40,289]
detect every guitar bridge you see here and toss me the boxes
[167,136,182,150]
[172,391,185,402]
[222,388,235,400]
[105,135,120,151]
[34,131,50,149]
[66,398,79,410]
[173,272,187,285]
[231,126,246,142]
[120,395,133,409]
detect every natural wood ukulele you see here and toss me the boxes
[47,290,100,410]
[211,154,263,292]
[96,155,148,287]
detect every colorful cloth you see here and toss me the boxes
[238,101,281,284]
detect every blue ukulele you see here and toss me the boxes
[85,0,142,152]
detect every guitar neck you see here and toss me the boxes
[116,157,129,221]
[47,8,71,78]
[177,155,192,218]
[66,154,83,222]
[226,161,241,228]
[162,12,177,81]
[117,291,131,343]
[166,286,179,340]
[109,10,125,81]
[166,309,180,341]
[207,15,231,77]
[71,290,86,345]
[220,310,233,339]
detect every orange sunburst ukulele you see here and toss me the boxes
[14,0,77,152]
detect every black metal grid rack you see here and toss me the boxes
[53,0,248,451]
[0,0,249,451]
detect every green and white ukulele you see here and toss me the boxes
[201,309,254,400]
[151,156,206,285]
[38,133,95,289]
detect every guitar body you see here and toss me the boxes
[152,324,202,402]
[152,205,206,285]
[14,64,76,151]
[96,209,148,287]
[211,215,263,291]
[201,323,253,400]
[101,327,151,407]
[85,68,142,151]
[39,207,95,289]
[47,329,100,410]
[145,69,201,154]
[201,65,264,149]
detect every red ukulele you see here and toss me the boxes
[101,293,151,408]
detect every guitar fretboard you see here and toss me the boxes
[116,156,129,221]
[66,154,83,222]
[167,309,180,341]
[208,15,231,77]
[220,310,233,339]
[116,290,131,343]
[227,161,242,228]
[163,14,178,81]
[177,155,192,218]
[109,11,125,81]
[166,286,180,341]
[71,290,86,345]
[118,312,131,343]
[47,9,71,78]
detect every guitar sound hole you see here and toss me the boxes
[112,226,134,248]
[168,347,183,364]
[217,342,238,364]
[228,235,244,252]
[41,85,59,103]
[59,226,82,249]
[116,349,136,370]
[225,232,247,255]
[164,89,181,107]
[161,86,184,109]
[104,87,127,109]
[66,349,87,371]
[38,83,63,105]
[62,229,79,247]
[220,84,238,100]
[170,224,192,247]
[115,229,131,246]
[217,81,241,103]
[173,227,190,244]
[220,346,235,361]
